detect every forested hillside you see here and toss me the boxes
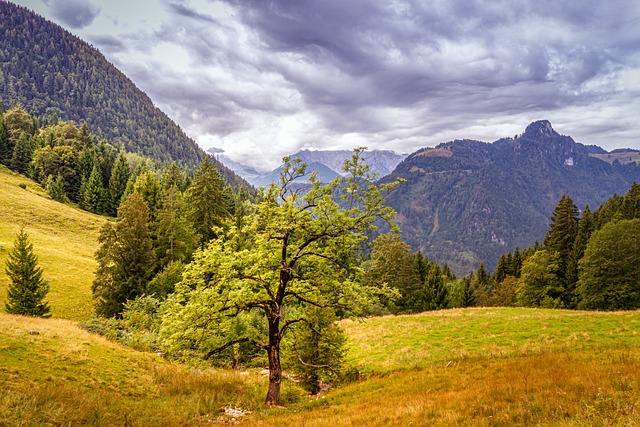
[383,120,640,275]
[0,1,200,168]
[0,1,255,190]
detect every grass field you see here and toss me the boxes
[1,308,638,426]
[0,166,105,320]
[244,309,640,426]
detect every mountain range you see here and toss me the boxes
[381,120,640,275]
[209,148,406,187]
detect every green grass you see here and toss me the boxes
[0,166,105,320]
[0,313,269,425]
[244,308,640,426]
[340,307,640,372]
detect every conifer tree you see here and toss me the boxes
[621,182,640,220]
[186,156,230,244]
[10,132,34,174]
[423,265,448,310]
[82,164,106,213]
[92,192,155,317]
[544,195,579,304]
[5,229,50,317]
[46,173,67,202]
[460,275,476,307]
[108,150,130,215]
[494,254,509,283]
[510,247,522,278]
[0,116,9,165]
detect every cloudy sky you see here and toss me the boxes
[13,0,640,170]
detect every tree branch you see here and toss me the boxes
[204,337,267,360]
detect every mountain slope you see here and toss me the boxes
[0,2,204,169]
[0,2,256,192]
[383,120,640,275]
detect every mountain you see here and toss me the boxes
[382,120,640,276]
[0,2,256,193]
[0,2,202,168]
[213,148,406,187]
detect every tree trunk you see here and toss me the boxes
[265,316,281,406]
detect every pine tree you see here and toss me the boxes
[107,150,130,215]
[46,173,67,202]
[5,229,50,317]
[621,182,640,220]
[10,132,34,174]
[92,192,155,317]
[544,195,579,305]
[460,275,476,308]
[0,116,9,165]
[186,156,230,244]
[82,164,106,213]
[511,247,522,278]
[494,254,509,283]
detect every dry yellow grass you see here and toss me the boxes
[0,166,106,320]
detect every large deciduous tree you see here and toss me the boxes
[5,228,50,317]
[92,192,155,317]
[577,218,640,310]
[161,149,401,406]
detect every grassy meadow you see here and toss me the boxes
[0,166,105,320]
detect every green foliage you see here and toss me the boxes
[577,219,640,310]
[185,156,230,245]
[517,250,564,308]
[363,233,418,313]
[4,229,50,317]
[92,193,155,317]
[287,307,346,394]
[45,173,67,202]
[10,131,34,174]
[147,261,184,300]
[161,149,401,405]
[154,185,197,269]
[81,164,106,213]
[107,150,130,215]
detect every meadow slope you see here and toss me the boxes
[0,166,105,320]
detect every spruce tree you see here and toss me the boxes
[622,182,640,220]
[186,156,230,244]
[0,116,9,165]
[92,192,155,317]
[544,195,579,304]
[5,229,50,317]
[10,132,33,174]
[494,254,509,283]
[46,173,67,202]
[108,150,130,215]
[82,164,106,213]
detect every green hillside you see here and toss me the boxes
[0,166,104,320]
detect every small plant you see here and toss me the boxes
[18,182,26,189]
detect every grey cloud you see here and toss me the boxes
[44,0,100,29]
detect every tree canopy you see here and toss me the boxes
[161,149,402,405]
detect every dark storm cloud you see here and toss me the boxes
[43,0,100,29]
[222,0,640,136]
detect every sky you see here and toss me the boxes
[12,0,640,171]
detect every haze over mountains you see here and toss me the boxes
[209,147,405,187]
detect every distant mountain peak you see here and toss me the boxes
[523,120,558,138]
